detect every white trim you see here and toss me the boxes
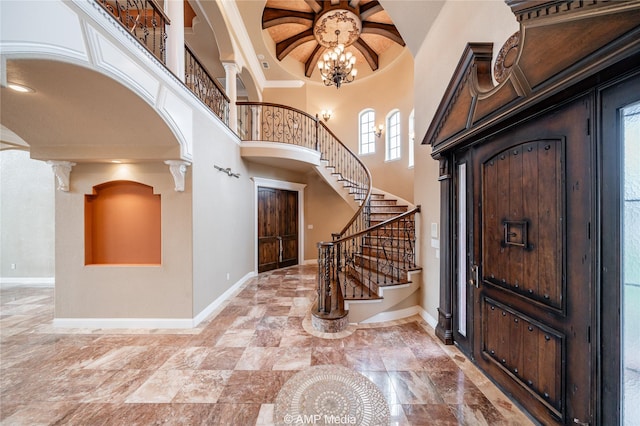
[303,259,318,265]
[418,307,438,330]
[53,317,194,329]
[354,305,437,329]
[0,277,55,288]
[53,271,257,329]
[358,305,421,324]
[263,80,305,89]
[241,142,321,166]
[192,271,256,326]
[252,178,307,273]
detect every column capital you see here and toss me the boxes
[222,62,240,74]
[46,160,76,192]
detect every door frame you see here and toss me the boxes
[599,71,640,425]
[252,177,306,273]
[452,148,474,357]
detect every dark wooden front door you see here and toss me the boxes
[258,187,298,273]
[468,97,593,425]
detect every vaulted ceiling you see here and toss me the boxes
[262,0,405,79]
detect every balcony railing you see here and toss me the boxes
[96,0,169,64]
[185,45,230,125]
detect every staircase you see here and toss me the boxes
[236,102,420,331]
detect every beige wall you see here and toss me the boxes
[263,50,416,203]
[0,150,55,280]
[192,118,255,315]
[412,0,519,321]
[55,162,193,319]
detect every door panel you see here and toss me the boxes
[258,187,279,272]
[482,140,564,311]
[280,189,298,268]
[470,96,592,425]
[258,187,298,272]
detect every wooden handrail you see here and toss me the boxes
[329,205,421,246]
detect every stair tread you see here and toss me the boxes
[342,280,382,300]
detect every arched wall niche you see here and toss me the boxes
[85,180,161,265]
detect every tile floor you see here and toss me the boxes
[0,265,535,425]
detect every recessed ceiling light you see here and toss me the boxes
[111,160,122,164]
[7,83,35,93]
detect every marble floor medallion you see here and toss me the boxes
[274,364,390,425]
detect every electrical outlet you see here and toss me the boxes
[226,273,230,280]
[10,263,16,270]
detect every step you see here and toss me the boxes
[353,254,411,284]
[367,220,416,229]
[341,278,382,301]
[369,205,408,214]
[361,245,418,265]
[363,234,414,248]
[369,212,402,221]
[369,199,400,206]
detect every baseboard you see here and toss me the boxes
[418,307,438,330]
[52,317,195,329]
[0,277,55,288]
[356,305,437,328]
[302,259,317,265]
[53,271,257,330]
[192,270,256,327]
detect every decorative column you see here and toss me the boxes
[47,160,76,192]
[165,0,185,81]
[435,154,454,345]
[223,62,239,133]
[251,105,261,140]
[164,160,191,192]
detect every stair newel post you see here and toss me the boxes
[334,241,342,312]
[317,242,331,314]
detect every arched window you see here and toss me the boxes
[408,109,415,168]
[359,109,376,155]
[386,109,401,161]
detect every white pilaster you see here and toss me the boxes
[47,160,76,192]
[223,62,239,133]
[164,160,191,192]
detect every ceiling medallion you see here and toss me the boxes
[314,9,362,48]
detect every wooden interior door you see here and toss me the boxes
[258,187,298,272]
[469,97,593,425]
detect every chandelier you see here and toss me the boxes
[317,30,357,89]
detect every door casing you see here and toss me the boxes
[253,177,306,273]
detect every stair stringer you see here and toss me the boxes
[313,160,360,211]
[344,269,422,324]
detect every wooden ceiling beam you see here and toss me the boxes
[352,38,379,70]
[276,28,316,60]
[359,0,383,20]
[262,8,315,29]
[349,0,361,8]
[304,0,323,13]
[361,22,405,46]
[305,44,325,77]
